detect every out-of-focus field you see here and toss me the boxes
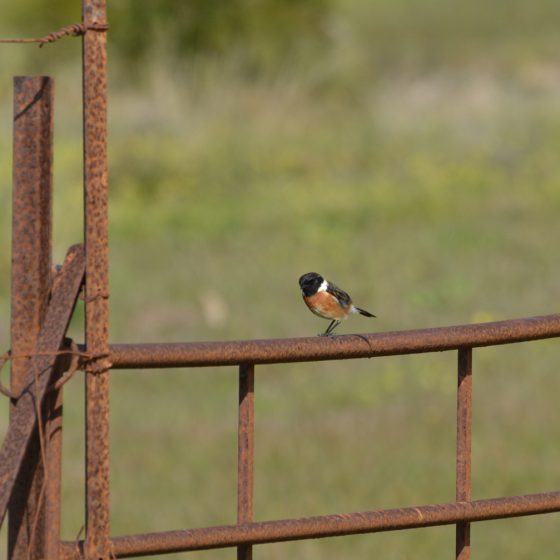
[1,1,560,558]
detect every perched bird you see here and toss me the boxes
[298,272,376,336]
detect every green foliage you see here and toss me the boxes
[3,0,559,77]
[2,0,333,75]
[3,0,80,33]
[110,0,331,71]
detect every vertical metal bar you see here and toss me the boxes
[237,364,255,560]
[82,1,111,558]
[456,348,472,560]
[44,359,65,560]
[9,75,53,560]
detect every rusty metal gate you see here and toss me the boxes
[1,1,560,559]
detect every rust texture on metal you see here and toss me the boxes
[58,490,560,558]
[9,75,54,559]
[238,364,255,560]
[44,360,65,560]
[456,348,472,560]
[82,0,111,558]
[105,314,560,369]
[0,245,85,528]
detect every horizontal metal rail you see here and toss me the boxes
[97,314,560,369]
[58,490,560,558]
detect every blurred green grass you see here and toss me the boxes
[1,1,560,558]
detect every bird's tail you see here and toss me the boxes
[355,307,376,318]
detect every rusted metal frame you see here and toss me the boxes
[0,245,85,528]
[9,75,55,560]
[82,0,111,558]
[104,314,560,369]
[238,364,255,560]
[44,360,65,560]
[456,348,472,560]
[58,490,560,558]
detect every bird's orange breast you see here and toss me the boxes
[303,291,349,320]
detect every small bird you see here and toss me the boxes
[298,272,376,336]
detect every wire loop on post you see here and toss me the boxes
[0,22,108,47]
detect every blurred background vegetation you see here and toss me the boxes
[1,1,560,558]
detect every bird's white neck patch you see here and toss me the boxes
[318,279,328,292]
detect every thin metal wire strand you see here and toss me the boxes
[0,22,108,47]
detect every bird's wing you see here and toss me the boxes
[326,282,352,309]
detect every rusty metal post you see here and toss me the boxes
[238,364,255,560]
[1,246,85,528]
[44,349,72,560]
[9,75,54,560]
[44,371,64,560]
[82,1,111,558]
[456,348,472,559]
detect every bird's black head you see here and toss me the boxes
[299,272,324,296]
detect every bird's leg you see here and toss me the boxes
[328,320,341,335]
[318,320,336,337]
[320,320,340,337]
